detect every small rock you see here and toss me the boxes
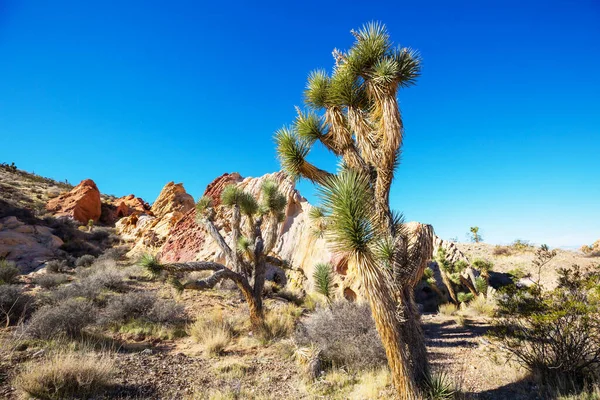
[140,349,153,355]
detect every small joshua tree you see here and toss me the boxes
[469,226,482,243]
[141,180,288,332]
[313,262,334,301]
[87,219,94,232]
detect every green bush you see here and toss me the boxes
[492,264,600,394]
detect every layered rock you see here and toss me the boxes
[159,172,359,297]
[0,216,63,272]
[46,179,102,224]
[116,182,194,255]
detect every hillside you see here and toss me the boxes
[0,166,598,399]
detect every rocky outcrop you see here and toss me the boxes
[116,182,194,255]
[46,179,102,224]
[100,194,152,225]
[159,172,363,297]
[0,216,63,272]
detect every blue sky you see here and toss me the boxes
[1,1,598,248]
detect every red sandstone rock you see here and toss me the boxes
[202,172,243,206]
[46,179,102,224]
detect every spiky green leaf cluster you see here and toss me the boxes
[196,196,213,215]
[237,236,252,254]
[317,170,375,254]
[274,127,310,181]
[472,259,493,273]
[260,180,287,216]
[457,292,474,304]
[295,110,324,144]
[139,254,163,277]
[221,185,258,216]
[313,263,334,300]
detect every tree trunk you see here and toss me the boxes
[460,274,478,297]
[357,254,420,400]
[440,270,458,304]
[235,280,265,332]
[401,286,430,386]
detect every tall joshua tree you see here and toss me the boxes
[141,180,287,332]
[275,22,432,398]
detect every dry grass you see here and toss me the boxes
[438,303,458,316]
[14,350,115,400]
[260,304,302,342]
[212,358,252,379]
[462,293,497,317]
[348,368,394,400]
[190,310,236,356]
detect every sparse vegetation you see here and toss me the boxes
[14,350,115,400]
[34,273,69,289]
[190,310,236,356]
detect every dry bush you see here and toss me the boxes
[98,246,128,262]
[102,291,185,326]
[45,259,70,273]
[349,368,394,400]
[260,304,302,342]
[310,369,357,398]
[492,245,511,256]
[295,301,386,370]
[465,294,497,317]
[438,303,458,316]
[26,298,96,339]
[75,254,96,268]
[0,284,33,326]
[14,350,115,400]
[0,259,20,284]
[34,273,69,289]
[47,263,127,304]
[190,310,235,356]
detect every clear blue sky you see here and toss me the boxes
[1,1,598,248]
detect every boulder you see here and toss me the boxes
[0,216,63,272]
[100,194,152,225]
[46,179,101,224]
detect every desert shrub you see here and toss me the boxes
[313,263,334,300]
[0,284,34,326]
[438,303,458,316]
[466,294,497,317]
[275,287,305,306]
[190,310,235,356]
[295,301,386,370]
[27,298,96,338]
[45,259,70,273]
[491,265,600,393]
[508,267,528,280]
[98,246,128,261]
[511,239,533,251]
[0,259,20,284]
[34,273,69,289]
[102,291,184,326]
[493,245,511,256]
[14,350,115,400]
[117,319,187,340]
[260,304,302,342]
[75,254,96,268]
[349,368,394,399]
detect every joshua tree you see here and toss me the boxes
[141,180,287,332]
[313,262,334,301]
[275,22,433,398]
[469,226,482,243]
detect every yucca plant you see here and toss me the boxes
[313,263,334,301]
[275,21,434,398]
[140,180,288,332]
